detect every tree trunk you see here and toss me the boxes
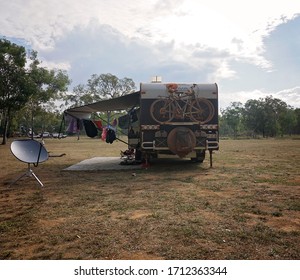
[1,115,9,145]
[1,109,11,145]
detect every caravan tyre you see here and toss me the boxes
[167,127,196,158]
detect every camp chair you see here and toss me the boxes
[10,139,49,187]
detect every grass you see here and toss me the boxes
[0,136,299,259]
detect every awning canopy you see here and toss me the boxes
[64,91,140,119]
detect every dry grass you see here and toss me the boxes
[0,136,299,260]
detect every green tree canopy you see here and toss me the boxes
[0,39,70,144]
[0,39,31,144]
[220,102,243,139]
[23,50,70,137]
[221,96,299,138]
[65,73,136,107]
[243,99,266,137]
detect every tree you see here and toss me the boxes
[278,107,297,136]
[220,102,244,139]
[0,39,31,144]
[0,39,70,144]
[87,73,135,100]
[242,96,292,138]
[294,108,300,134]
[65,73,136,107]
[64,84,93,108]
[263,96,288,137]
[219,96,299,138]
[24,50,70,137]
[243,99,265,137]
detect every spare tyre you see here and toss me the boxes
[167,127,196,158]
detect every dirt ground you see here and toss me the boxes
[0,137,299,259]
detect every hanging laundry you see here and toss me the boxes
[130,109,138,123]
[93,120,102,130]
[66,115,82,134]
[82,119,98,138]
[106,128,116,144]
[101,127,108,141]
[118,114,129,129]
[111,118,117,127]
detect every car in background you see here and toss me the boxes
[40,132,51,138]
[51,132,67,138]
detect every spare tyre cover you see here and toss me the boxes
[167,127,196,158]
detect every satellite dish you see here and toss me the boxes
[10,139,49,187]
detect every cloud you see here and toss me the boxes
[263,14,300,73]
[39,18,236,87]
[38,20,170,85]
[275,87,300,108]
[219,14,300,95]
[220,87,300,110]
[133,0,300,71]
[1,0,300,107]
[2,1,299,65]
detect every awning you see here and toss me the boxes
[64,91,140,119]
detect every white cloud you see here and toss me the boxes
[129,0,300,72]
[275,87,300,108]
[2,1,300,61]
[220,87,300,110]
[1,0,300,104]
[40,60,71,71]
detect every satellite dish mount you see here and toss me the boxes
[10,139,49,187]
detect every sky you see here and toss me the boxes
[1,0,300,110]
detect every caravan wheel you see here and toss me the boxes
[191,151,206,163]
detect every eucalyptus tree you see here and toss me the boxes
[0,39,70,144]
[23,50,70,137]
[243,99,266,137]
[87,73,135,100]
[262,96,287,137]
[220,102,244,139]
[65,73,136,107]
[279,107,297,136]
[0,39,30,144]
[243,96,291,137]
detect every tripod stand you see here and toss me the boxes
[11,163,44,187]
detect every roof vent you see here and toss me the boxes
[151,76,162,83]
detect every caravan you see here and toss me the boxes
[65,82,219,166]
